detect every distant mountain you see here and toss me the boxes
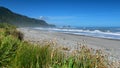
[0,6,55,27]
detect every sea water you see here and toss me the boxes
[33,27,120,40]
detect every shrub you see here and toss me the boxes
[5,30,24,41]
[0,23,24,41]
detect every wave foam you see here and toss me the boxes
[33,27,120,40]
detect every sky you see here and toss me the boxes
[0,0,120,27]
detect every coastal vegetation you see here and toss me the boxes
[0,23,119,68]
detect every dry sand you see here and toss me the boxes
[18,28,120,61]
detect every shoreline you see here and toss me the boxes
[31,27,120,41]
[33,27,120,41]
[18,28,120,61]
[62,32,120,41]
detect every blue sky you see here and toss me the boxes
[0,0,120,27]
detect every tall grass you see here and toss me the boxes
[0,23,119,68]
[0,31,21,67]
[11,42,51,68]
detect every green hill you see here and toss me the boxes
[0,6,54,27]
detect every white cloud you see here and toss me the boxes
[38,16,49,20]
[38,16,78,20]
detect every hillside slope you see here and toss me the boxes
[0,6,53,27]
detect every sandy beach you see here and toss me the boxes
[18,28,120,61]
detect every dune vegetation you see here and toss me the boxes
[0,23,119,68]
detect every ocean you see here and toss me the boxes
[33,27,120,40]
